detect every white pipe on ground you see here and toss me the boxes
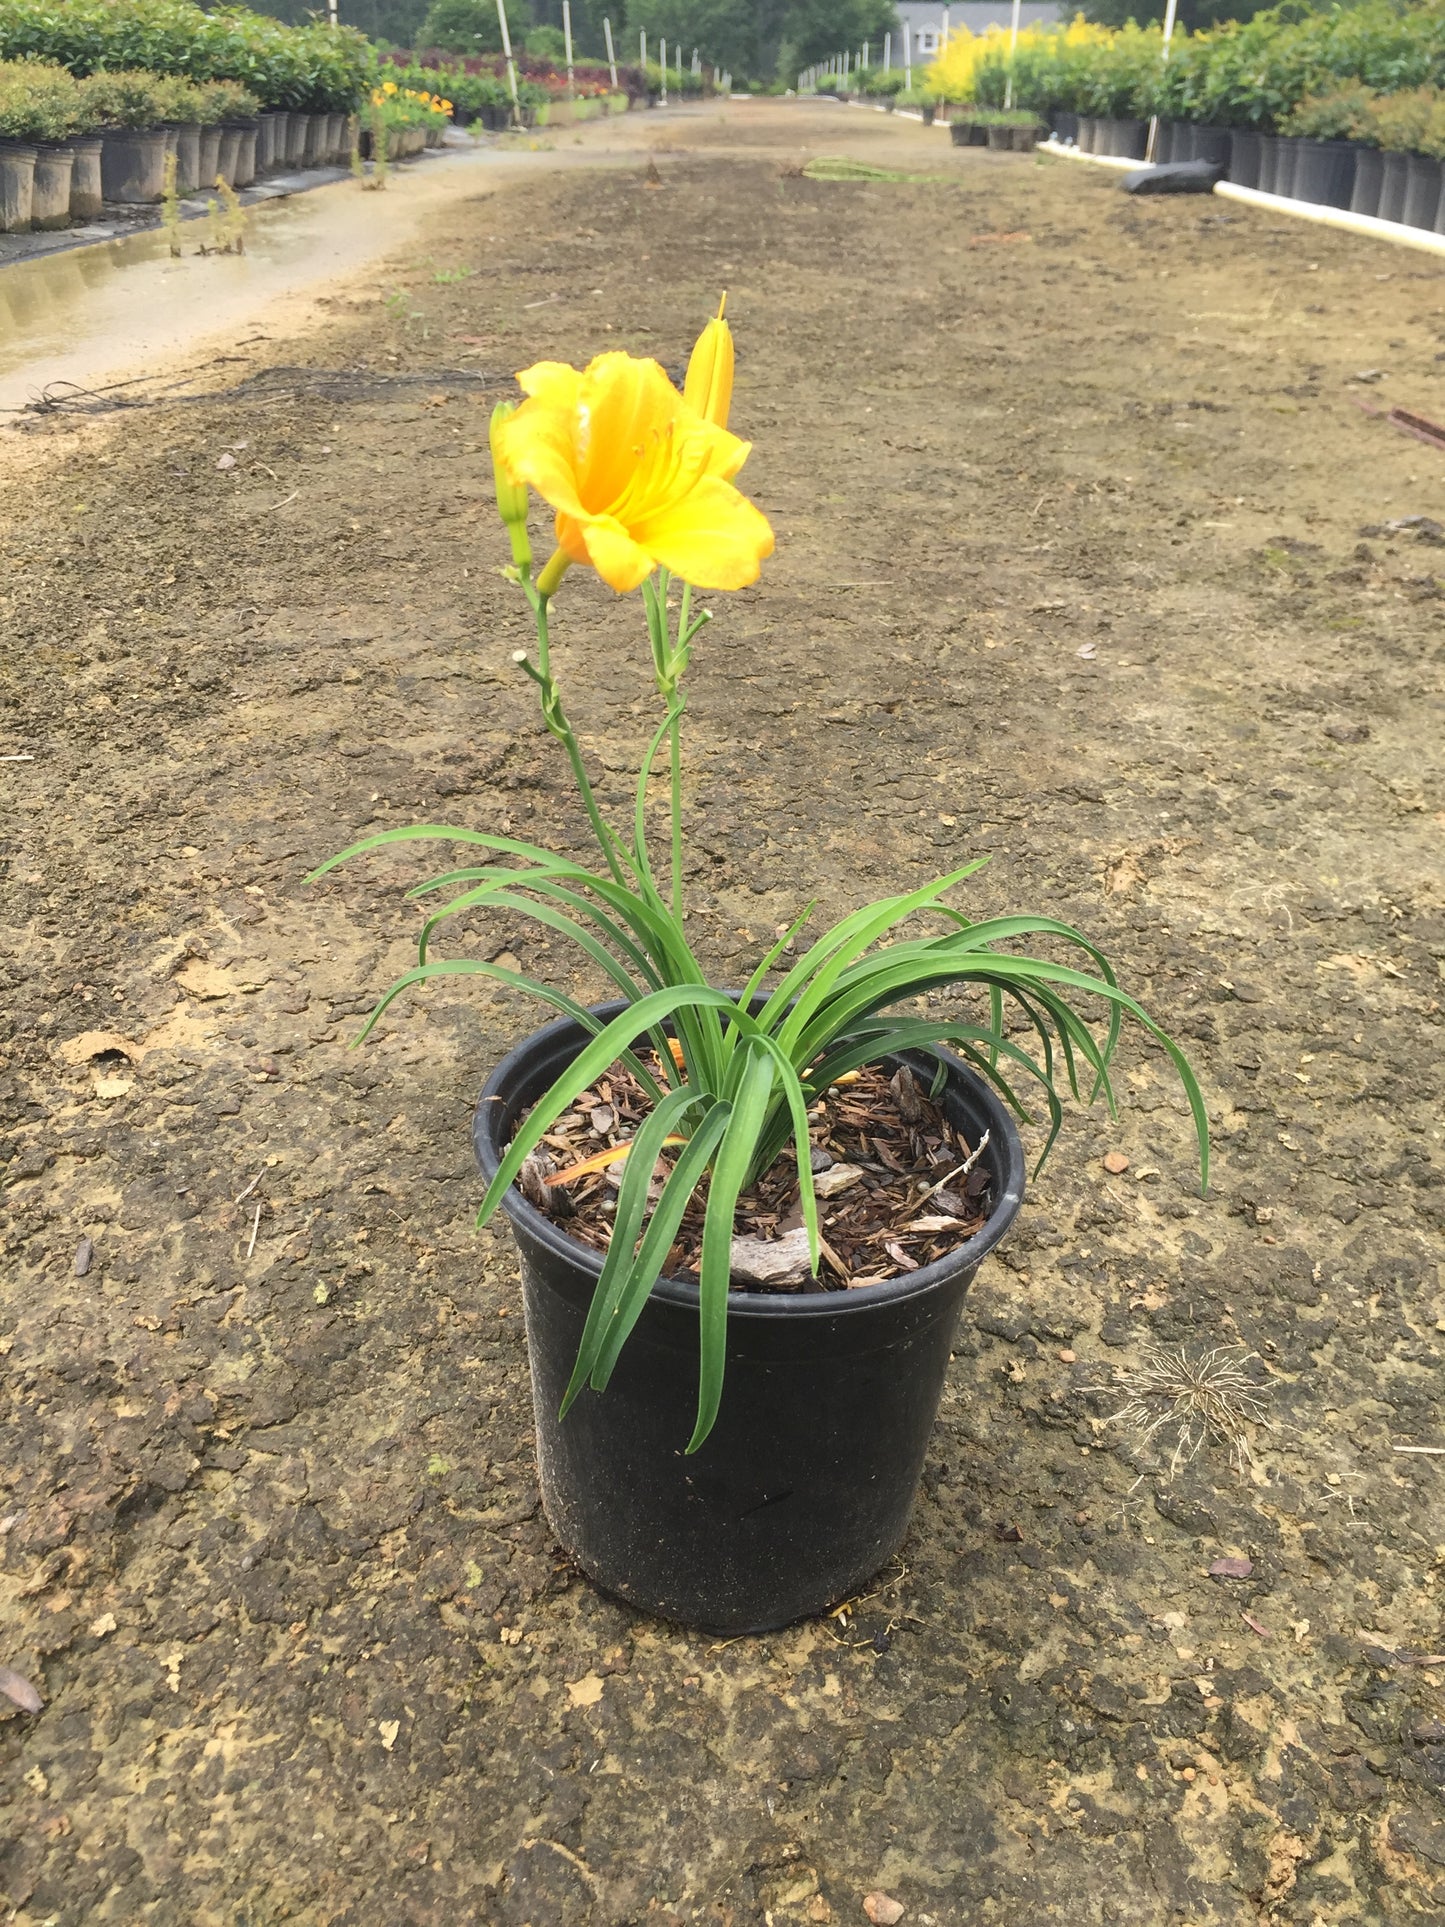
[1040,138,1445,258]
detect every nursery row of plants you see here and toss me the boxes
[376,50,663,129]
[0,53,385,233]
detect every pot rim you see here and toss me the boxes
[473,997,1027,1322]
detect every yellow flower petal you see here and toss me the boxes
[496,348,773,595]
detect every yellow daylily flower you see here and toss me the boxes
[683,293,733,430]
[495,351,774,596]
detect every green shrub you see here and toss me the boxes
[77,65,168,127]
[1367,81,1436,153]
[193,76,260,122]
[523,24,564,61]
[0,0,370,112]
[150,70,203,119]
[0,56,81,138]
[417,0,522,56]
[1279,82,1378,142]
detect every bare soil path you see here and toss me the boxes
[1,98,1442,1927]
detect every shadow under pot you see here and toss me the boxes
[100,127,168,203]
[471,1001,1027,1636]
[29,141,74,229]
[1227,128,1262,188]
[0,141,37,231]
[67,135,103,218]
[1402,152,1442,230]
[1291,137,1356,210]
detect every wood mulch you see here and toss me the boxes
[516,1056,994,1291]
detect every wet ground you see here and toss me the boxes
[1,98,1443,1927]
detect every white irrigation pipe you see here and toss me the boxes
[1040,138,1445,258]
[603,15,617,90]
[1145,0,1181,164]
[562,0,573,93]
[495,0,520,122]
[1005,0,1021,109]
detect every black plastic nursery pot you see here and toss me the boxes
[197,127,222,187]
[100,127,168,204]
[1349,146,1384,218]
[29,143,73,230]
[66,136,102,219]
[1052,109,1078,146]
[1402,153,1442,230]
[1077,115,1097,153]
[472,1001,1027,1635]
[1292,137,1356,210]
[1105,117,1147,160]
[1191,123,1233,168]
[1227,129,1262,189]
[170,121,201,196]
[1378,149,1408,225]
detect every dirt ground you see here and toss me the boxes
[1,99,1443,1927]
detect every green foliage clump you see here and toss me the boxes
[416,0,521,55]
[77,64,168,127]
[0,0,371,111]
[0,55,81,138]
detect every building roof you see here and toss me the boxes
[891,2,1067,31]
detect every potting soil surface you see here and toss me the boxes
[1,98,1443,1926]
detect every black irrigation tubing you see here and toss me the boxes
[3,364,506,417]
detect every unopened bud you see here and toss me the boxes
[489,402,532,573]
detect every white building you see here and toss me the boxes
[891,2,1067,65]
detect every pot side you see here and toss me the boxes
[473,1000,1026,1634]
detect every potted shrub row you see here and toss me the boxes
[949,106,1044,152]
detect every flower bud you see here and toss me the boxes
[683,294,733,431]
[489,401,532,572]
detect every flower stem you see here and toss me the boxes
[530,591,631,887]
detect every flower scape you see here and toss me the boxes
[313,303,1208,1452]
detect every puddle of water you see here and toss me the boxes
[0,151,499,416]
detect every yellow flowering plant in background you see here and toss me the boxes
[313,304,1207,1451]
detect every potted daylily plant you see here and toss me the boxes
[313,303,1207,1634]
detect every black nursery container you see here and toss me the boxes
[1292,138,1356,209]
[1228,129,1262,189]
[1402,153,1442,230]
[473,1001,1026,1635]
[1378,149,1409,224]
[1350,146,1384,217]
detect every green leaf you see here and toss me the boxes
[688,1043,776,1454]
[477,985,745,1230]
[560,1082,706,1414]
[588,1102,733,1392]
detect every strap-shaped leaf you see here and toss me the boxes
[477,985,747,1229]
[689,1043,776,1452]
[587,1102,733,1392]
[560,1083,707,1413]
